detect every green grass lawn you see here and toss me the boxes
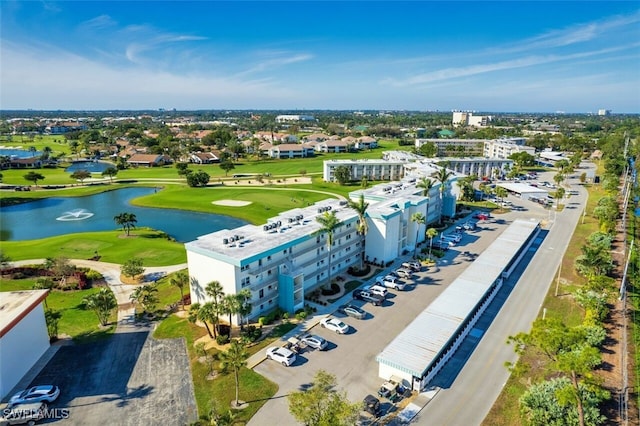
[0,229,187,266]
[0,278,116,343]
[154,314,279,424]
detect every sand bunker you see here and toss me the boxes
[212,199,252,207]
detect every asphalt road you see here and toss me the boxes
[413,168,589,425]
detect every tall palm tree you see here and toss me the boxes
[411,212,426,258]
[433,167,453,220]
[205,281,225,336]
[346,194,369,269]
[170,270,189,310]
[222,293,241,328]
[113,212,137,236]
[314,211,342,287]
[416,176,435,223]
[236,289,252,329]
[199,302,218,338]
[218,340,249,408]
[426,227,438,258]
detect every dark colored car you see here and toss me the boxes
[363,394,381,416]
[352,289,384,306]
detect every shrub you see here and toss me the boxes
[258,317,266,328]
[295,311,308,321]
[241,325,262,342]
[85,270,103,282]
[321,283,340,296]
[215,334,229,345]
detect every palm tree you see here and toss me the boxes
[113,212,137,236]
[236,289,252,329]
[411,212,426,258]
[426,227,438,258]
[222,293,241,329]
[170,270,189,310]
[553,172,565,188]
[416,176,435,222]
[346,194,369,269]
[416,176,434,196]
[199,302,218,338]
[495,187,508,205]
[433,167,453,220]
[315,211,342,287]
[555,187,566,210]
[205,281,225,336]
[218,340,249,408]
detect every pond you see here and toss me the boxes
[0,148,42,158]
[0,187,247,242]
[65,160,115,173]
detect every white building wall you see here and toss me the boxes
[0,304,49,398]
[187,251,239,304]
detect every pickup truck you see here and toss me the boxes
[352,289,384,306]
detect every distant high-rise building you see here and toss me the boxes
[598,109,611,116]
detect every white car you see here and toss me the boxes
[320,317,350,334]
[266,347,297,366]
[395,268,413,279]
[402,261,421,272]
[7,385,60,408]
[300,334,328,350]
[376,275,406,290]
[366,283,389,298]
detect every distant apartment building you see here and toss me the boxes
[185,175,454,320]
[452,111,493,127]
[275,114,317,123]
[323,159,405,182]
[415,138,486,156]
[598,109,611,116]
[483,138,535,160]
[45,121,89,135]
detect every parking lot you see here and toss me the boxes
[22,328,197,425]
[249,212,517,426]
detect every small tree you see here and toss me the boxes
[218,340,249,408]
[219,160,235,176]
[121,257,145,280]
[170,270,189,310]
[101,167,118,183]
[130,283,159,314]
[186,170,210,187]
[71,169,91,184]
[23,171,45,187]
[83,288,118,326]
[411,212,426,258]
[45,309,62,340]
[288,370,360,426]
[176,162,190,176]
[333,165,351,185]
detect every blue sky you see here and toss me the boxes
[1,1,639,113]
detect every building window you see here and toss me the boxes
[267,255,271,261]
[258,259,262,266]
[259,289,264,298]
[268,269,272,275]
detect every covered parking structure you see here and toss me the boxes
[497,182,549,201]
[376,219,540,391]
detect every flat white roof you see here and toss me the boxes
[498,182,549,195]
[0,290,49,338]
[376,219,539,377]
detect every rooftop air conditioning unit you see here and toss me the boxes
[223,238,229,244]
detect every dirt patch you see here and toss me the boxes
[212,199,252,207]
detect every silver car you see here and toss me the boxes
[300,334,328,350]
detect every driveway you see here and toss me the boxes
[27,326,197,425]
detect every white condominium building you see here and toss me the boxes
[185,176,453,321]
[323,159,405,182]
[483,138,535,159]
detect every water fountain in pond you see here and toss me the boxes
[56,209,94,221]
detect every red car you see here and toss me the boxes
[474,213,489,220]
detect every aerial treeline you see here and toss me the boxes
[505,131,635,426]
